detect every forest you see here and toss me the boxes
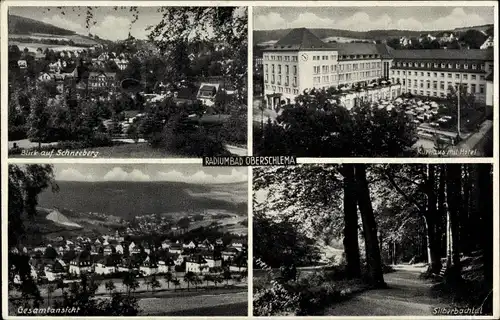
[253,164,493,316]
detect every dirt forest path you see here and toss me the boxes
[324,265,449,316]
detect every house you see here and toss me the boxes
[44,259,66,281]
[87,71,117,90]
[439,32,455,43]
[169,244,183,254]
[229,264,248,272]
[185,255,208,273]
[115,244,124,254]
[69,251,93,275]
[183,241,197,249]
[229,239,246,251]
[114,58,129,70]
[129,242,136,252]
[94,256,117,275]
[118,257,140,272]
[399,36,412,47]
[158,257,175,273]
[103,244,115,256]
[17,60,27,69]
[61,65,78,79]
[174,253,186,266]
[197,82,220,106]
[480,36,494,49]
[198,239,214,250]
[97,53,109,61]
[139,255,158,276]
[161,239,172,249]
[202,253,222,269]
[419,33,436,42]
[221,248,239,261]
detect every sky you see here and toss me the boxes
[51,164,247,184]
[10,7,163,40]
[254,6,494,31]
[9,6,245,41]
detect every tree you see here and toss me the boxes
[163,272,173,289]
[354,164,385,288]
[122,272,139,296]
[105,279,116,296]
[148,275,161,293]
[223,269,232,286]
[47,284,56,306]
[183,271,195,291]
[340,164,361,278]
[127,122,140,143]
[255,93,416,157]
[27,90,52,149]
[172,279,180,292]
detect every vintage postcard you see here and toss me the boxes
[1,1,499,320]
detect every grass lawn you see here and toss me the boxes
[82,143,186,158]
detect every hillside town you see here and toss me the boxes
[8,9,247,158]
[10,230,247,283]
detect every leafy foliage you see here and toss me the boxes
[255,92,417,157]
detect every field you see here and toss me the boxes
[9,41,91,52]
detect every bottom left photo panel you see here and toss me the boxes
[6,163,248,316]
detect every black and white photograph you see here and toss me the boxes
[253,6,494,157]
[7,6,247,158]
[253,164,493,316]
[7,163,248,316]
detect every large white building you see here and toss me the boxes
[262,28,396,109]
[262,28,494,108]
[390,49,494,105]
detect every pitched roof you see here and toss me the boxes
[272,28,331,51]
[327,42,380,56]
[390,48,493,61]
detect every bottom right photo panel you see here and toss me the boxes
[253,163,493,317]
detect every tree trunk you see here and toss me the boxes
[461,165,472,255]
[423,214,442,273]
[445,164,462,271]
[424,165,442,274]
[477,164,492,287]
[341,164,361,278]
[354,164,385,288]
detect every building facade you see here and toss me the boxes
[262,28,494,108]
[390,49,494,103]
[262,28,395,109]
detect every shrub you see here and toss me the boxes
[253,280,300,316]
[9,125,28,141]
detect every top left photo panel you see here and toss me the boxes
[6,6,248,159]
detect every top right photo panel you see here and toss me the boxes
[252,5,495,157]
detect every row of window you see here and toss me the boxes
[265,55,299,62]
[312,55,337,61]
[393,77,485,94]
[394,61,486,70]
[264,84,300,95]
[391,70,485,81]
[265,74,298,86]
[265,64,298,75]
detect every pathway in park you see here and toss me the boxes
[324,265,449,316]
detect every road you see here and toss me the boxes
[323,265,448,316]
